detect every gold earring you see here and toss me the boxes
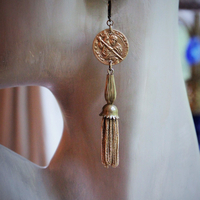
[93,0,129,168]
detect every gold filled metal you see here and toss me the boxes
[93,0,129,168]
[93,29,129,66]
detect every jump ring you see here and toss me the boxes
[107,68,114,75]
[106,20,114,27]
[107,61,114,75]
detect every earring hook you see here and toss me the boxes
[108,0,112,21]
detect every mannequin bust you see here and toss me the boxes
[0,0,200,199]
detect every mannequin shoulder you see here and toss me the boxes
[0,144,39,169]
[0,145,50,200]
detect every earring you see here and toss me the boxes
[93,0,129,168]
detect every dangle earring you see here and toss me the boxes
[93,0,129,168]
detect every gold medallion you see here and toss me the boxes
[93,29,129,66]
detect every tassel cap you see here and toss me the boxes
[99,104,119,119]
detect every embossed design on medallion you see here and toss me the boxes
[93,29,129,65]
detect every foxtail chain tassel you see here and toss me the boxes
[100,71,119,168]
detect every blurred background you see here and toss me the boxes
[179,0,200,151]
[0,0,200,166]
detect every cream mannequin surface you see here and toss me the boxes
[0,0,200,199]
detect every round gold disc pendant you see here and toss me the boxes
[93,29,129,65]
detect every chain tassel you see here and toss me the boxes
[100,68,119,168]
